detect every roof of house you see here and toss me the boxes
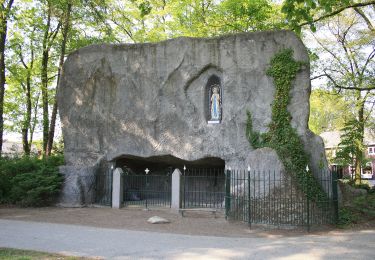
[320,130,375,149]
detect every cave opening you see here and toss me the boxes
[113,154,226,208]
[114,154,225,175]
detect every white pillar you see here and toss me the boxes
[112,167,124,208]
[171,168,181,211]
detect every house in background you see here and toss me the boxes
[2,140,39,157]
[320,131,375,179]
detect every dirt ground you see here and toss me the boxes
[0,205,349,238]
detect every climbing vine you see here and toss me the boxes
[247,49,325,200]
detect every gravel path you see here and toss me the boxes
[1,207,375,259]
[0,219,374,259]
[0,207,314,237]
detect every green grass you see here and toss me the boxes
[0,248,99,260]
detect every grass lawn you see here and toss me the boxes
[0,248,100,260]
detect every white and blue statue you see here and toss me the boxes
[210,85,221,121]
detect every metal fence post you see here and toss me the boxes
[248,170,251,228]
[306,195,310,232]
[332,169,339,224]
[225,169,231,220]
[183,166,186,209]
[145,168,150,210]
[110,162,115,205]
[144,174,147,209]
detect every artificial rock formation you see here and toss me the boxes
[58,31,328,206]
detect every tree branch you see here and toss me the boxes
[310,74,327,80]
[312,33,351,75]
[364,99,375,123]
[17,45,28,70]
[321,72,375,91]
[354,7,374,31]
[360,48,375,77]
[47,22,61,51]
[299,1,375,27]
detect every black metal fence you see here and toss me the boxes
[94,164,338,230]
[225,169,338,230]
[123,173,172,208]
[95,169,112,206]
[182,168,226,209]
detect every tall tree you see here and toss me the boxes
[309,8,375,183]
[0,0,14,157]
[8,32,36,155]
[47,1,72,155]
[40,0,60,154]
[5,3,42,155]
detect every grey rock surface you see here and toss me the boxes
[245,147,285,174]
[58,165,97,207]
[58,31,328,205]
[244,147,286,198]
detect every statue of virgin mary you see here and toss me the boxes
[210,85,221,120]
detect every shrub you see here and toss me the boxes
[338,208,356,227]
[351,193,375,218]
[353,182,371,191]
[340,178,371,191]
[0,155,64,206]
[338,191,375,227]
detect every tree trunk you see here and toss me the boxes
[0,0,14,157]
[30,93,40,153]
[354,92,365,184]
[41,2,52,155]
[15,27,36,155]
[22,73,32,155]
[47,2,71,156]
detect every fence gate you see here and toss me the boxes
[95,168,112,206]
[182,168,226,209]
[123,171,172,208]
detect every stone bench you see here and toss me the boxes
[179,208,218,218]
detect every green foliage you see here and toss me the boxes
[0,155,64,206]
[281,0,351,33]
[105,0,288,42]
[309,90,353,135]
[352,194,375,217]
[218,0,286,32]
[0,247,88,259]
[52,137,64,155]
[246,49,326,201]
[338,191,375,227]
[138,1,152,17]
[245,111,262,149]
[337,207,356,227]
[342,179,374,193]
[336,119,364,167]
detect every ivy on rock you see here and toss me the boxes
[246,48,325,201]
